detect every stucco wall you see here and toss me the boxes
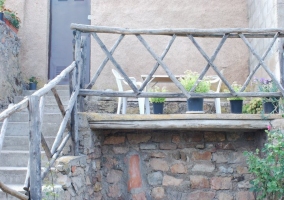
[5,0,50,87]
[248,0,281,81]
[91,0,249,91]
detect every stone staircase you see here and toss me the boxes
[0,85,70,199]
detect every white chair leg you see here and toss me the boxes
[138,98,145,114]
[215,98,221,114]
[117,97,122,114]
[122,97,127,114]
[145,98,150,114]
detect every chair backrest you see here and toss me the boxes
[207,69,224,93]
[112,69,124,92]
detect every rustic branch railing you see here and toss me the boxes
[0,28,85,199]
[70,23,284,100]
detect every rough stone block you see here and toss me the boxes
[106,169,123,183]
[132,192,147,200]
[104,136,125,145]
[211,177,232,190]
[113,146,129,154]
[128,155,142,191]
[162,175,183,186]
[147,171,163,185]
[151,152,166,158]
[236,166,249,174]
[212,152,228,163]
[108,184,121,198]
[228,152,246,164]
[226,132,241,141]
[184,133,204,142]
[218,166,233,174]
[140,143,157,150]
[150,158,169,171]
[236,191,255,200]
[172,135,180,144]
[187,191,216,200]
[94,182,102,192]
[170,163,187,174]
[127,134,151,144]
[190,175,210,189]
[151,187,165,200]
[192,162,215,172]
[192,151,212,160]
[238,180,252,189]
[160,143,177,150]
[218,192,233,200]
[204,132,225,142]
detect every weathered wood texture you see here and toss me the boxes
[79,90,282,98]
[71,24,284,38]
[51,88,66,116]
[0,181,28,200]
[28,95,42,199]
[0,99,28,121]
[0,104,12,154]
[86,113,281,130]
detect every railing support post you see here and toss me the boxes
[28,95,41,199]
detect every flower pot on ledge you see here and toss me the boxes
[4,18,18,33]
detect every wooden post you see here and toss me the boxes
[71,66,79,156]
[78,36,86,111]
[28,95,41,199]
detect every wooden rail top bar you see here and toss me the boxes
[70,23,284,38]
[84,113,282,130]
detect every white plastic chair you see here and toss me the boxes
[207,70,224,114]
[112,69,148,114]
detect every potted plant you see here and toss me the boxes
[179,70,211,113]
[0,0,5,21]
[226,82,244,114]
[149,86,167,114]
[243,98,263,114]
[29,76,38,90]
[3,8,20,33]
[254,78,279,114]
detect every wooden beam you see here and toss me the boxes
[28,95,42,199]
[0,104,12,154]
[0,181,28,200]
[78,89,282,98]
[51,88,66,117]
[0,99,28,121]
[70,24,284,37]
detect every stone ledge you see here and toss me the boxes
[84,113,282,130]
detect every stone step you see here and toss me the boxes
[14,95,70,105]
[0,167,27,185]
[0,184,26,200]
[2,136,55,151]
[0,122,61,136]
[22,89,70,97]
[4,113,63,123]
[0,151,49,167]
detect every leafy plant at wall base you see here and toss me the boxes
[149,86,167,103]
[243,98,263,114]
[244,129,284,200]
[29,76,38,84]
[179,70,211,93]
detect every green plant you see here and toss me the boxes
[243,98,263,114]
[29,76,38,84]
[0,0,5,12]
[179,70,211,93]
[244,128,284,200]
[225,82,245,100]
[3,8,20,29]
[149,86,167,103]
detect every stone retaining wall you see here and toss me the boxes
[0,21,23,109]
[75,113,262,200]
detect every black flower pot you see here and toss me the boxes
[187,98,203,112]
[230,100,243,114]
[29,82,37,90]
[152,102,164,114]
[263,101,279,114]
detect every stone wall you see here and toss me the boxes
[75,112,262,200]
[0,21,23,109]
[85,129,261,200]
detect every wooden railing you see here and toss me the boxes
[1,24,284,199]
[70,24,284,100]
[0,30,86,199]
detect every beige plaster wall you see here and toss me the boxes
[5,0,50,87]
[248,0,281,82]
[91,0,249,91]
